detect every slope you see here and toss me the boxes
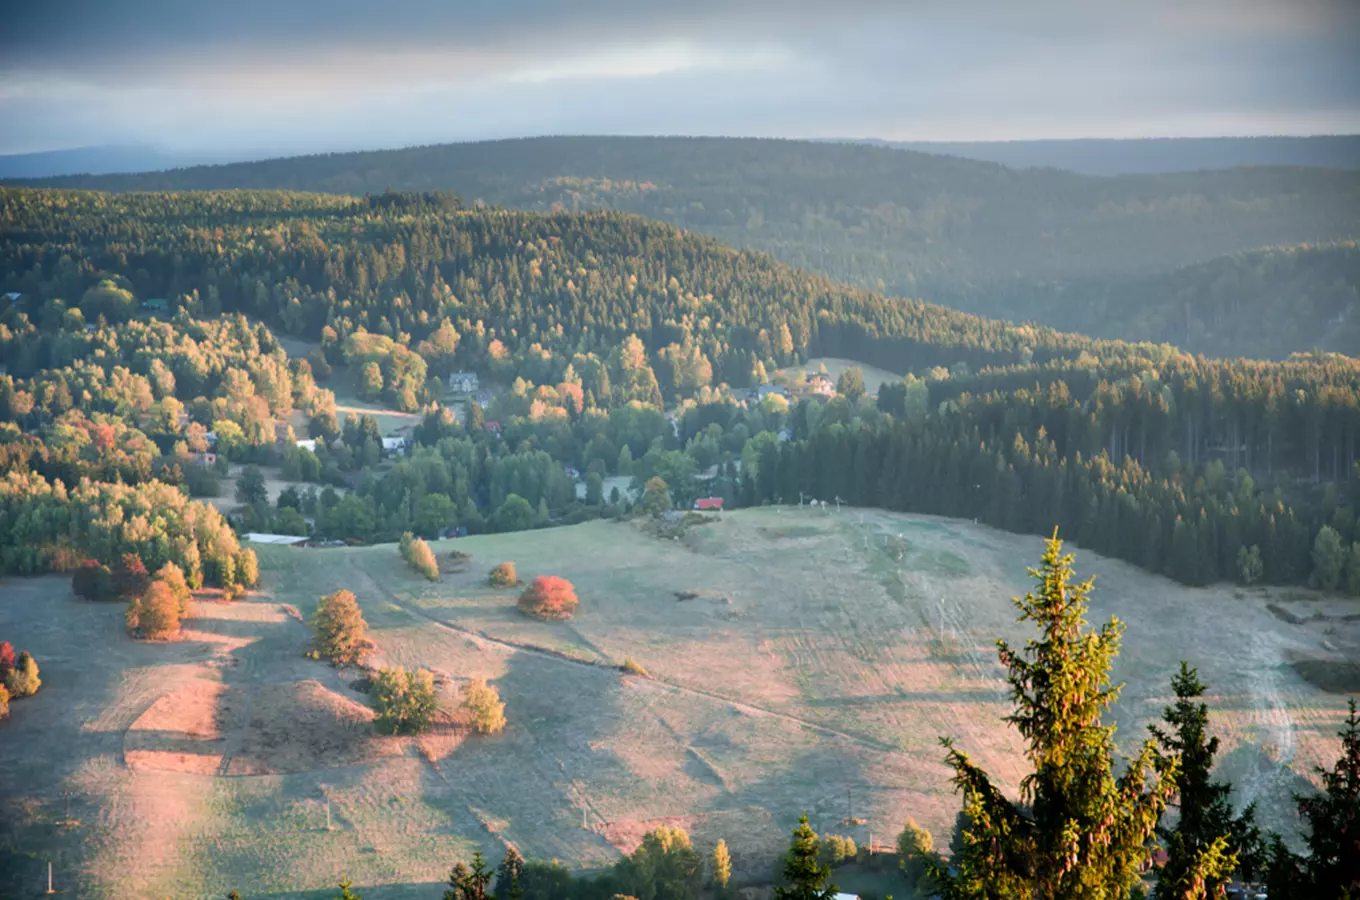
[10,136,1360,342]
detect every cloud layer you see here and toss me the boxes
[3,0,1358,155]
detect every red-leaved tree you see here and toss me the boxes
[517,576,579,620]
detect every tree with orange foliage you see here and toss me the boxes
[517,576,579,620]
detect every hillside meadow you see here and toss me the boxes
[0,508,1355,898]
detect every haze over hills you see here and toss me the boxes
[12,135,1360,358]
[857,134,1360,176]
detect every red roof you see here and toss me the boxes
[694,497,724,511]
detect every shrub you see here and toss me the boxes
[0,684,8,720]
[371,666,438,735]
[5,651,40,698]
[126,580,181,639]
[235,548,260,588]
[72,559,117,601]
[489,561,518,587]
[621,657,650,678]
[399,532,440,581]
[0,641,14,682]
[640,476,671,516]
[155,562,193,618]
[518,576,579,620]
[311,589,372,666]
[115,552,151,599]
[461,676,506,735]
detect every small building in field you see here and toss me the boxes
[191,451,217,466]
[381,436,409,457]
[294,438,317,452]
[693,497,724,512]
[2,292,22,302]
[244,533,310,546]
[754,384,787,400]
[484,420,502,435]
[448,372,480,393]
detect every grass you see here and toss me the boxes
[2,507,1357,897]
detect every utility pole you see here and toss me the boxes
[62,790,71,822]
[326,799,332,831]
[46,861,54,894]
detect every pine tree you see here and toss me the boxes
[1296,698,1360,898]
[335,875,362,900]
[774,815,837,900]
[495,846,525,900]
[1149,662,1238,897]
[930,530,1175,900]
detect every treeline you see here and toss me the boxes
[10,135,1359,354]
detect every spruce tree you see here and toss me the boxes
[495,846,525,900]
[1297,698,1360,898]
[930,531,1176,900]
[774,814,837,900]
[1149,662,1239,897]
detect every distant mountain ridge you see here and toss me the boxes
[843,134,1360,175]
[10,135,1359,358]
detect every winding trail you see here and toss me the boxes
[342,556,903,756]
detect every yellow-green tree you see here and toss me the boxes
[930,532,1176,899]
[461,676,506,735]
[311,590,372,665]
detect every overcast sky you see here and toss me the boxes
[3,0,1359,156]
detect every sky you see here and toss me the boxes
[2,0,1359,157]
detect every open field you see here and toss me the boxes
[1,508,1357,898]
[776,358,903,397]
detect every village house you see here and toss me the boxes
[693,497,724,512]
[294,438,317,452]
[483,420,502,435]
[380,436,410,457]
[447,371,480,393]
[806,372,835,396]
[753,384,787,400]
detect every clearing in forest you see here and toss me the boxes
[0,508,1355,899]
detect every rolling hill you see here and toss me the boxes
[10,136,1360,357]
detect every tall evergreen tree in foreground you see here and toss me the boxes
[1150,662,1259,897]
[930,531,1178,899]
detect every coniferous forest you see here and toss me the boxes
[10,136,1360,359]
[3,186,1360,593]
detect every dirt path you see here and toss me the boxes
[343,557,903,756]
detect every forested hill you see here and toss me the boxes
[0,186,1121,389]
[950,242,1360,360]
[11,136,1360,359]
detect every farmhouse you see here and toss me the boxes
[294,438,317,452]
[694,497,724,512]
[448,371,480,393]
[806,372,835,396]
[381,436,409,457]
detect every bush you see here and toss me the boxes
[518,576,579,620]
[621,657,650,678]
[115,552,151,599]
[489,561,518,587]
[72,559,117,601]
[235,548,260,588]
[311,589,372,666]
[0,684,8,720]
[155,562,193,618]
[126,580,181,639]
[0,641,15,682]
[5,650,40,698]
[461,676,506,735]
[399,532,440,581]
[371,666,438,735]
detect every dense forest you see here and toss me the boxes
[948,242,1360,359]
[6,187,1360,594]
[10,137,1360,357]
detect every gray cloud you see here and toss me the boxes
[1,0,1357,155]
